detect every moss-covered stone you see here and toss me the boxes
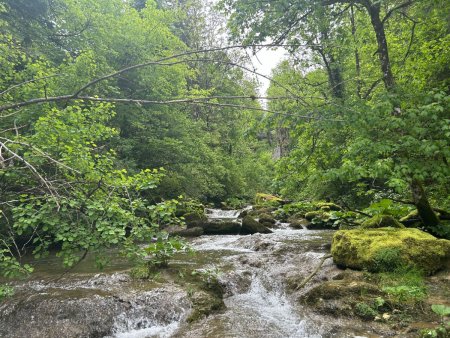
[331,228,450,274]
[290,219,310,229]
[315,202,342,211]
[305,211,324,221]
[170,227,204,237]
[202,221,241,235]
[183,212,207,228]
[258,213,276,224]
[241,216,272,235]
[361,215,404,229]
[187,290,225,322]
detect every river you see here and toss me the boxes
[0,209,387,338]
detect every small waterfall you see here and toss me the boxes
[205,208,241,220]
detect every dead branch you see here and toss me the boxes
[295,254,333,290]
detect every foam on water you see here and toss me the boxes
[111,321,180,338]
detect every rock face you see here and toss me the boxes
[361,215,404,229]
[0,284,189,338]
[241,216,272,235]
[331,228,450,274]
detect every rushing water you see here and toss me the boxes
[0,208,384,338]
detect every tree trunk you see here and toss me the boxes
[365,2,395,89]
[410,179,440,232]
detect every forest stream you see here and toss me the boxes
[0,208,424,338]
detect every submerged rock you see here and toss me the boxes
[241,216,272,235]
[331,228,450,274]
[361,214,404,229]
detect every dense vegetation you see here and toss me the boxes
[0,0,449,312]
[221,0,450,237]
[0,0,273,278]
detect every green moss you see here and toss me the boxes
[305,211,324,221]
[258,213,276,224]
[129,264,151,279]
[315,202,342,211]
[354,302,378,320]
[361,215,404,229]
[331,228,450,275]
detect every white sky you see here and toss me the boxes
[249,47,287,96]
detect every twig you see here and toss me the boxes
[295,254,332,290]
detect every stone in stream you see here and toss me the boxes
[240,216,272,235]
[170,226,204,237]
[202,221,242,235]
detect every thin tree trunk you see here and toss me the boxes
[350,5,362,98]
[365,2,395,89]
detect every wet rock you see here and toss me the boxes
[290,219,310,229]
[302,279,382,317]
[332,228,450,274]
[361,215,404,229]
[0,287,189,338]
[240,216,272,235]
[201,221,241,235]
[170,226,204,237]
[187,290,225,322]
[238,210,248,218]
[258,213,276,225]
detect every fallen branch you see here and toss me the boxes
[295,253,332,290]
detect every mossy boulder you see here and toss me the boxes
[331,228,450,274]
[201,221,241,235]
[303,211,335,229]
[183,212,207,228]
[315,202,342,211]
[170,227,204,237]
[290,219,310,229]
[258,213,276,225]
[187,290,225,322]
[255,193,282,207]
[241,216,272,235]
[361,215,404,229]
[305,211,324,221]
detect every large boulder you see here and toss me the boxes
[360,215,404,229]
[258,213,276,224]
[331,228,450,275]
[201,221,241,235]
[241,216,272,235]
